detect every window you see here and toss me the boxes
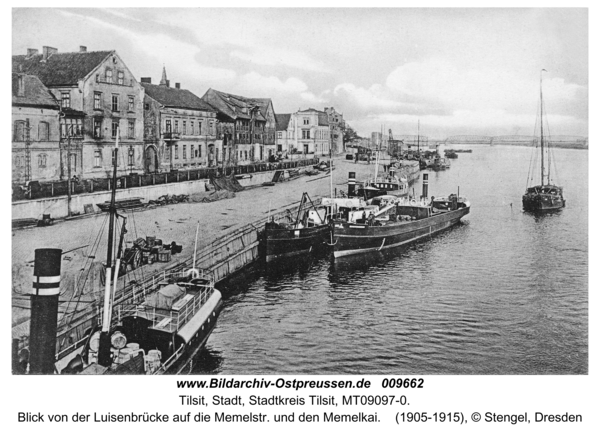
[183,145,187,159]
[165,119,172,133]
[14,155,24,167]
[183,121,187,135]
[144,103,150,110]
[94,150,102,167]
[111,95,119,112]
[190,121,195,135]
[37,154,47,168]
[302,130,310,139]
[128,96,134,111]
[198,145,202,158]
[174,120,179,133]
[13,121,26,142]
[38,122,49,141]
[117,70,124,85]
[244,151,248,160]
[209,121,214,135]
[112,120,119,138]
[128,120,135,138]
[303,117,309,125]
[174,145,179,159]
[199,121,203,135]
[61,92,70,108]
[60,119,83,138]
[191,145,195,158]
[106,69,113,83]
[93,118,102,138]
[94,92,102,110]
[277,131,282,139]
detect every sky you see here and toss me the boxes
[11,7,589,140]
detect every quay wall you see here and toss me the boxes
[12,168,298,220]
[12,179,210,220]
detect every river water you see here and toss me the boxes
[194,145,588,375]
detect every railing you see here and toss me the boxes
[117,282,214,334]
[12,158,319,202]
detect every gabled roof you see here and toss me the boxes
[202,89,273,122]
[141,83,215,112]
[12,73,59,109]
[297,108,330,127]
[12,51,114,87]
[275,113,291,131]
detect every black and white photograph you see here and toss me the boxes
[6,4,594,430]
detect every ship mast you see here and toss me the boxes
[98,129,120,367]
[540,69,547,186]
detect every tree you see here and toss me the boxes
[343,125,361,144]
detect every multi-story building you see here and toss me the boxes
[324,107,345,154]
[13,46,145,178]
[202,89,276,165]
[287,108,331,156]
[275,113,291,157]
[141,68,218,172]
[12,73,61,183]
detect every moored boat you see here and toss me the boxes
[19,131,223,375]
[264,192,330,262]
[522,70,565,212]
[332,173,470,258]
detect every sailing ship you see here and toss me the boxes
[264,192,330,262]
[22,131,223,375]
[522,70,566,212]
[332,173,470,258]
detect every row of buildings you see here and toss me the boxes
[12,45,345,183]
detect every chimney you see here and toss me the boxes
[140,77,152,84]
[17,75,25,97]
[27,48,39,58]
[79,46,87,52]
[175,83,180,89]
[42,46,58,61]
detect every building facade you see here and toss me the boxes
[324,107,345,154]
[202,89,277,165]
[13,46,146,179]
[12,73,61,183]
[275,113,291,157]
[287,108,331,156]
[141,69,218,172]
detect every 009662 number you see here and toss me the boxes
[381,378,424,388]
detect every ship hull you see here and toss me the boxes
[265,223,330,262]
[332,206,470,258]
[522,193,566,212]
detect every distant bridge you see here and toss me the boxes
[443,135,588,146]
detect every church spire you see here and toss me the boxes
[159,65,168,87]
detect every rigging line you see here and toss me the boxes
[59,212,110,330]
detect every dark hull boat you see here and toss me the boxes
[523,185,565,212]
[332,173,470,258]
[265,222,330,262]
[523,70,565,213]
[264,193,329,262]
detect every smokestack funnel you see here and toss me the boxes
[348,172,356,196]
[29,248,62,374]
[421,173,429,199]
